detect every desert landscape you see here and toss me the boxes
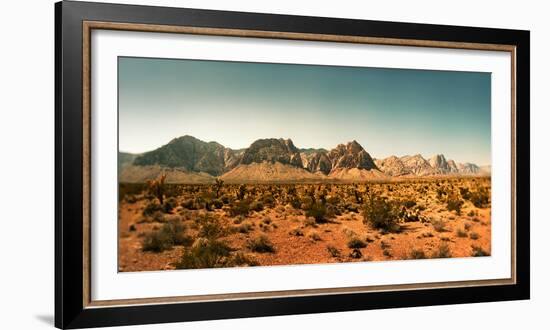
[118,136,491,272]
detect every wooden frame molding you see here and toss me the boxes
[81,20,517,309]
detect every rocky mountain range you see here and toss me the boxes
[119,135,489,183]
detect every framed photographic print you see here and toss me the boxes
[55,1,530,328]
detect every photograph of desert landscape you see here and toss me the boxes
[118,57,492,272]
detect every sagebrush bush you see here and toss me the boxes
[249,200,264,212]
[471,245,490,257]
[228,200,250,217]
[432,243,452,258]
[347,237,367,249]
[162,197,177,213]
[327,245,341,258]
[432,219,447,233]
[175,239,233,269]
[446,194,464,215]
[362,195,400,232]
[305,202,329,223]
[142,201,162,217]
[410,249,427,259]
[196,214,226,239]
[247,235,275,253]
[469,187,490,208]
[456,228,468,238]
[142,221,192,252]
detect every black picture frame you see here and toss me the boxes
[55,1,530,328]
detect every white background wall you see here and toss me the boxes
[0,0,546,329]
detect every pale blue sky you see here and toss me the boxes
[119,57,491,165]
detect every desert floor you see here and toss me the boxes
[118,177,491,272]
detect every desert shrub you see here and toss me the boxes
[380,240,391,249]
[308,231,321,241]
[123,194,138,204]
[236,222,254,234]
[162,197,177,213]
[175,239,233,269]
[362,195,400,233]
[197,216,226,239]
[446,195,464,215]
[143,201,162,217]
[347,237,367,249]
[261,194,275,207]
[456,228,468,238]
[306,202,329,223]
[129,224,136,232]
[402,199,417,209]
[249,200,264,212]
[142,230,173,252]
[432,243,452,258]
[432,219,448,232]
[220,195,231,205]
[469,187,490,208]
[350,249,363,259]
[459,187,471,200]
[247,235,275,253]
[471,245,490,257]
[181,199,198,210]
[228,200,250,217]
[410,249,427,259]
[142,221,192,252]
[300,196,314,210]
[304,217,318,227]
[228,252,259,267]
[436,187,447,199]
[289,227,304,236]
[290,198,302,209]
[326,196,340,205]
[327,245,341,258]
[211,199,224,209]
[164,221,193,246]
[469,232,480,240]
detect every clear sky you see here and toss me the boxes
[119,56,491,165]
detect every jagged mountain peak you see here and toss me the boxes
[328,140,377,172]
[240,138,303,168]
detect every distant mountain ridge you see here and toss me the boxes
[120,135,489,183]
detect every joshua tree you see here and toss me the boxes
[146,173,166,205]
[214,178,224,198]
[237,184,247,200]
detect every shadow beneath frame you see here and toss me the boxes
[35,314,54,326]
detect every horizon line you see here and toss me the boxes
[118,134,491,166]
